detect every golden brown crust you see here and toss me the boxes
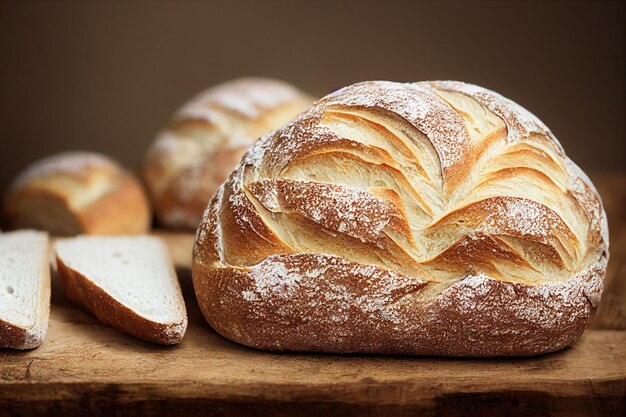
[77,174,151,235]
[143,78,315,230]
[0,314,48,350]
[2,152,151,236]
[0,318,31,349]
[56,257,185,345]
[193,253,604,356]
[192,80,609,356]
[0,316,47,350]
[149,146,249,230]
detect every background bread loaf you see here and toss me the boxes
[192,80,609,356]
[143,77,314,230]
[2,152,151,236]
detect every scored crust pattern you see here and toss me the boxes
[193,81,609,356]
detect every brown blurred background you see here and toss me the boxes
[0,0,623,198]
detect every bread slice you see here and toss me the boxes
[0,230,50,349]
[55,235,187,345]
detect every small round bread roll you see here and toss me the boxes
[192,80,609,357]
[143,77,314,230]
[3,152,151,236]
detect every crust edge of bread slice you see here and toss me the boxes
[0,315,49,350]
[55,237,188,345]
[0,230,50,350]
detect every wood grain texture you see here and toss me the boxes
[0,174,624,417]
[591,174,626,330]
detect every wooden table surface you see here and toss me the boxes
[1,173,625,417]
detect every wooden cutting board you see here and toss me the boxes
[1,174,625,417]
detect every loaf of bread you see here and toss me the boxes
[192,80,609,356]
[0,230,50,350]
[143,77,314,230]
[56,235,187,345]
[3,152,151,236]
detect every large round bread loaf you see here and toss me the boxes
[192,81,609,356]
[143,77,314,229]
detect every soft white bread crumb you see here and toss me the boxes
[0,230,50,349]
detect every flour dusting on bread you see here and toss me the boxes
[192,80,608,356]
